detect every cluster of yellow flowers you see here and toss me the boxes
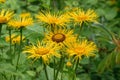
[0,8,98,65]
[5,34,25,44]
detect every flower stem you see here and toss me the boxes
[55,56,65,80]
[16,27,22,68]
[15,27,23,80]
[0,24,2,37]
[54,57,56,80]
[9,29,12,55]
[13,44,16,57]
[61,72,63,80]
[73,59,79,80]
[44,64,49,80]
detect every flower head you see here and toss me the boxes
[0,0,5,3]
[0,9,14,23]
[8,13,33,29]
[36,12,70,28]
[67,40,97,61]
[44,28,77,48]
[70,9,98,26]
[23,41,60,64]
[5,34,25,44]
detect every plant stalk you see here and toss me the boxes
[0,24,2,37]
[73,59,79,80]
[44,64,49,80]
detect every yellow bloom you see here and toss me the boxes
[66,61,72,67]
[36,12,70,28]
[70,9,98,26]
[0,0,5,3]
[8,13,33,29]
[67,40,97,61]
[44,28,77,48]
[23,41,60,64]
[0,9,14,23]
[5,34,25,44]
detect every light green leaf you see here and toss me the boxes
[26,70,36,77]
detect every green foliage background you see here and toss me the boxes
[0,0,120,80]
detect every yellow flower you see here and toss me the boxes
[44,28,77,48]
[67,40,97,61]
[66,61,72,67]
[23,41,60,64]
[0,0,5,3]
[5,34,25,44]
[8,13,33,29]
[70,9,98,26]
[0,9,14,23]
[36,12,70,28]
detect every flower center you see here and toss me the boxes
[52,33,66,43]
[35,48,49,55]
[77,16,87,21]
[75,47,85,55]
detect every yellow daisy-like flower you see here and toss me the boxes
[5,34,25,44]
[44,28,77,48]
[0,0,5,3]
[67,40,97,61]
[36,12,70,28]
[0,9,14,23]
[70,9,98,26]
[23,41,60,64]
[8,13,33,29]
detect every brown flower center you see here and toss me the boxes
[52,33,66,43]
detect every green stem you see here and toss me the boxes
[55,58,62,80]
[61,72,63,80]
[55,56,65,80]
[13,43,16,57]
[73,59,79,80]
[44,64,49,80]
[0,24,2,37]
[15,27,23,80]
[16,27,22,69]
[54,57,56,80]
[9,29,12,55]
[0,48,3,61]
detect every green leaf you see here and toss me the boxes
[116,52,120,64]
[104,8,117,20]
[27,5,39,12]
[0,37,8,48]
[80,57,90,65]
[97,52,116,73]
[26,70,36,77]
[23,25,44,43]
